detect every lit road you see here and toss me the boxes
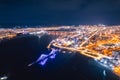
[51,43,108,60]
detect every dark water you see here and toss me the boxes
[0,34,119,80]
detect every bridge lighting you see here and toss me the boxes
[39,58,48,66]
[28,49,58,66]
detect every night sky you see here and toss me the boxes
[0,0,120,26]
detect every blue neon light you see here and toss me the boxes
[37,54,48,62]
[28,49,58,66]
[39,58,48,66]
[37,49,58,66]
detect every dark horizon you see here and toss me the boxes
[0,23,120,28]
[0,0,120,27]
